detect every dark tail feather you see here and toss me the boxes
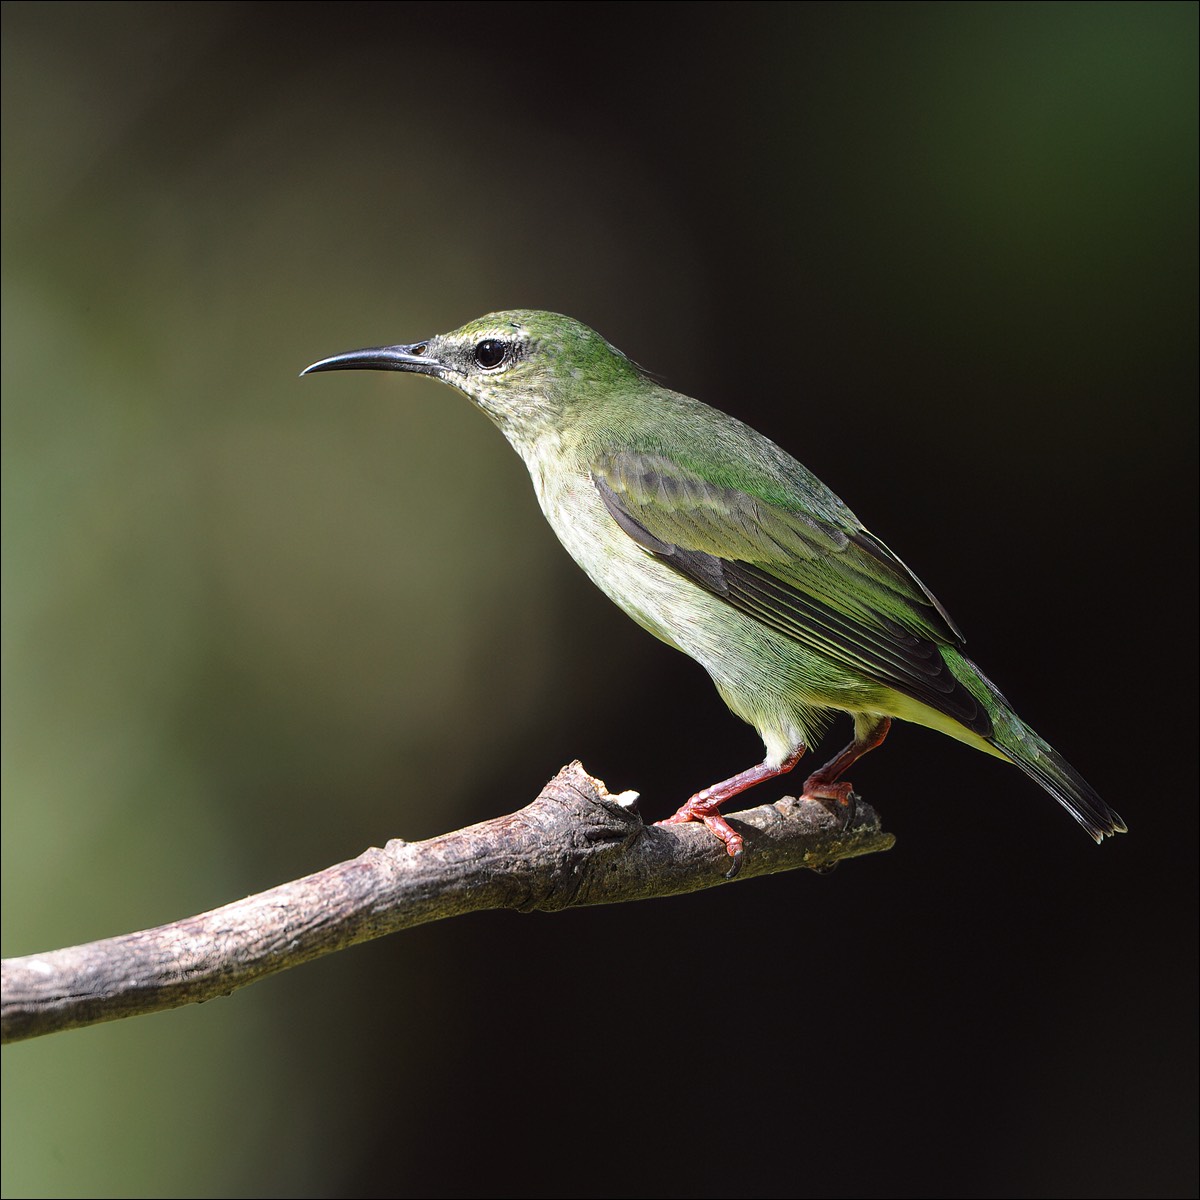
[1006,740,1127,842]
[943,648,1126,841]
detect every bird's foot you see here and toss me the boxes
[655,799,745,879]
[801,778,858,831]
[654,751,806,879]
[798,719,888,831]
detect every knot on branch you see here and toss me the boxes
[489,762,647,912]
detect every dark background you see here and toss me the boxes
[2,3,1195,1196]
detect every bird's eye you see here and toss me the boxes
[474,339,507,369]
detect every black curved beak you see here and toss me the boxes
[301,341,442,377]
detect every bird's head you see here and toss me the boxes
[303,310,645,454]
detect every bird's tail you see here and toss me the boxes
[942,648,1126,842]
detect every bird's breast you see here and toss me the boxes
[528,460,691,652]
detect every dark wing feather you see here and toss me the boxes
[593,453,990,736]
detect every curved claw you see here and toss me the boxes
[724,847,743,880]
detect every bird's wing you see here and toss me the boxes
[593,451,990,734]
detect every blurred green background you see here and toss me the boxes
[3,3,1195,1197]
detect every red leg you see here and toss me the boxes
[655,747,806,877]
[802,716,891,822]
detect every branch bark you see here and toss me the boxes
[1,761,893,1044]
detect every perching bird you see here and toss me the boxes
[303,310,1125,873]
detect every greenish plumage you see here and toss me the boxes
[304,310,1125,870]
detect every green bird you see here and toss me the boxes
[303,310,1125,873]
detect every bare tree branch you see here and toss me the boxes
[1,761,893,1043]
